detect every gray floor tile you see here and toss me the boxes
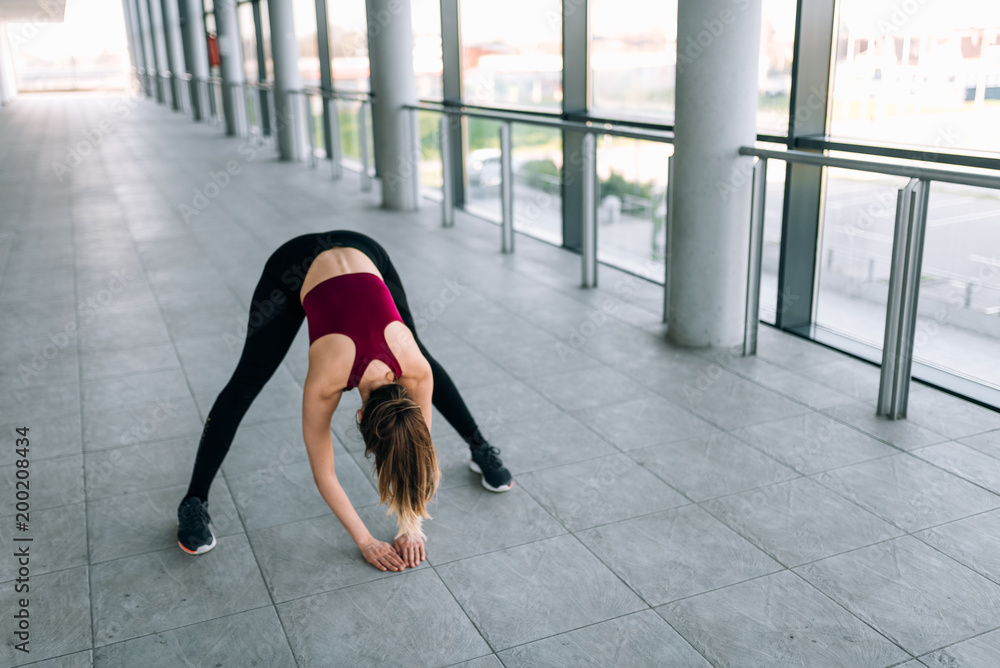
[705,477,904,567]
[960,428,1000,460]
[219,417,310,477]
[657,570,909,668]
[0,382,81,421]
[518,453,689,531]
[0,566,92,667]
[459,379,565,430]
[919,627,1000,667]
[277,569,490,666]
[249,506,414,603]
[84,436,200,499]
[422,483,566,563]
[797,536,1000,655]
[654,368,812,430]
[823,403,949,450]
[92,606,296,668]
[87,479,241,564]
[577,506,782,606]
[437,534,645,650]
[444,656,503,668]
[0,502,87,580]
[814,454,1000,532]
[498,609,710,668]
[21,651,94,667]
[481,411,618,473]
[755,328,847,369]
[81,368,191,413]
[915,510,1000,585]
[632,432,799,501]
[570,395,718,451]
[488,338,600,379]
[913,441,1000,494]
[83,395,203,450]
[90,534,272,647]
[732,412,899,475]
[0,335,80,388]
[795,358,883,404]
[226,457,379,531]
[0,454,84,514]
[0,414,82,466]
[906,389,1000,440]
[527,365,656,412]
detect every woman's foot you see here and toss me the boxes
[469,443,513,492]
[177,496,217,554]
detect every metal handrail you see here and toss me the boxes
[794,135,1000,173]
[739,143,1000,419]
[406,101,675,144]
[301,86,372,102]
[739,146,1000,191]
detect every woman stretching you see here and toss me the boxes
[176,230,512,572]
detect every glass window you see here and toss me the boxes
[327,0,370,92]
[830,1,1000,152]
[595,137,671,276]
[589,0,795,134]
[913,182,1000,392]
[814,167,908,347]
[293,0,320,87]
[412,0,443,99]
[238,1,259,82]
[459,0,562,108]
[590,0,677,119]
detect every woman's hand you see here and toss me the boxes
[360,539,407,572]
[393,534,426,568]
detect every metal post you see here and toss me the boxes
[878,177,931,419]
[581,132,597,286]
[500,121,515,254]
[359,101,372,192]
[328,96,343,179]
[663,154,675,322]
[440,113,454,227]
[267,87,278,151]
[304,93,317,169]
[743,157,768,356]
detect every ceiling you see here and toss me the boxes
[0,0,66,22]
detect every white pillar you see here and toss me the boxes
[135,0,159,98]
[181,0,210,120]
[159,0,187,111]
[667,0,762,347]
[215,0,246,136]
[267,0,305,160]
[366,0,420,210]
[0,24,18,106]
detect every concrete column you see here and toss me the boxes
[134,0,159,99]
[146,0,172,104]
[667,0,762,347]
[159,0,188,111]
[0,24,18,106]
[366,0,419,210]
[267,0,305,160]
[179,0,210,120]
[215,0,246,136]
[120,0,141,91]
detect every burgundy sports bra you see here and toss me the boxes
[301,272,404,390]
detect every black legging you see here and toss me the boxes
[183,230,485,503]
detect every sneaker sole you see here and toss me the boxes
[469,459,513,492]
[178,534,217,555]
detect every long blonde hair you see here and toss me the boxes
[358,383,440,539]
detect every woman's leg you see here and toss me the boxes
[182,249,308,503]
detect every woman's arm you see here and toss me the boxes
[302,362,406,571]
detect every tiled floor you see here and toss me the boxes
[2,92,1000,667]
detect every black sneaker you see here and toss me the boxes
[177,496,217,554]
[469,443,513,492]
